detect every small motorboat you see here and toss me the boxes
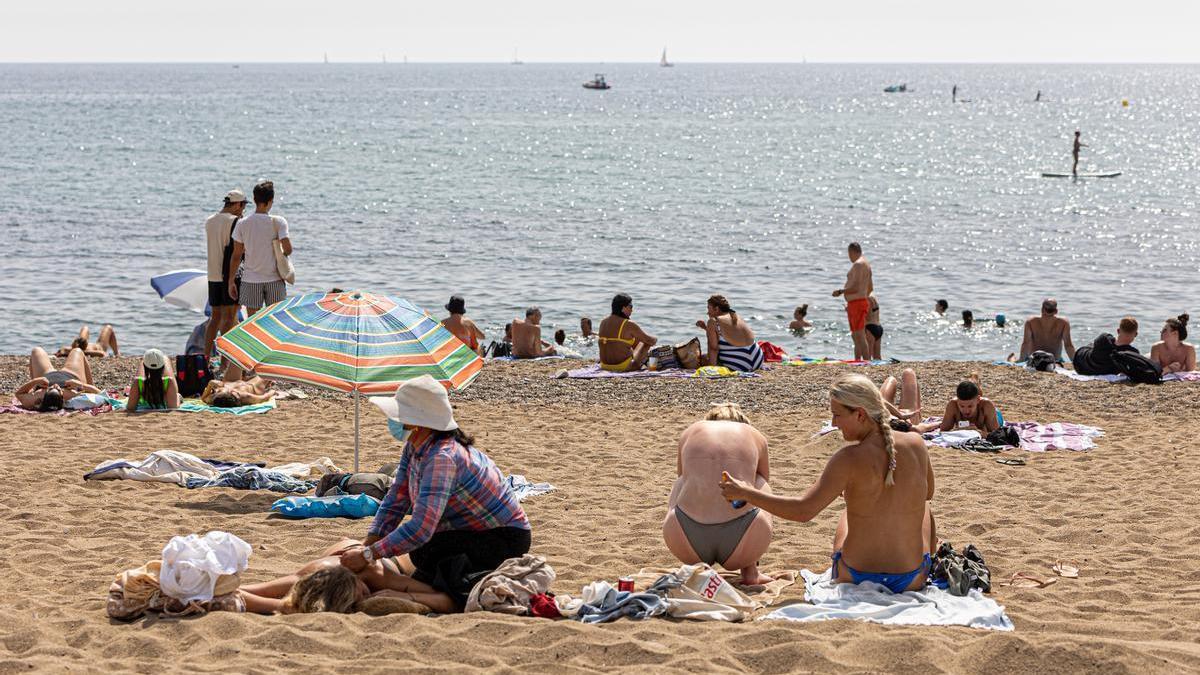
[583,74,610,90]
[883,83,908,93]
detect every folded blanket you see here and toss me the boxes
[2,397,113,416]
[270,493,379,518]
[924,429,983,448]
[563,364,691,379]
[106,396,277,415]
[761,568,1013,631]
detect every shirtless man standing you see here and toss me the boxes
[1018,298,1076,362]
[511,307,556,359]
[832,242,874,361]
[664,403,773,585]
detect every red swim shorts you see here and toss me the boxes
[845,298,870,332]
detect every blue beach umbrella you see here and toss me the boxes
[150,269,209,314]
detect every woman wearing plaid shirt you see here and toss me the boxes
[339,376,531,612]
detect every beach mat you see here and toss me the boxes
[2,397,113,416]
[106,396,277,415]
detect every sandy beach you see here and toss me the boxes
[2,356,1199,673]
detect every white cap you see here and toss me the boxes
[143,348,168,370]
[225,189,247,203]
[369,375,457,431]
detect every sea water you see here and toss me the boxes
[1,63,1197,360]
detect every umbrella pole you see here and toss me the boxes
[354,389,361,472]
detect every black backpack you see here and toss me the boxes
[1026,350,1057,372]
[1112,350,1162,385]
[175,354,213,397]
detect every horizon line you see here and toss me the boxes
[2,60,1198,66]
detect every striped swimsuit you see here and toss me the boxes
[717,333,764,372]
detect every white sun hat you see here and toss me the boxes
[369,374,458,431]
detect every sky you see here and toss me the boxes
[3,0,1199,63]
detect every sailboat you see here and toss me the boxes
[660,47,673,68]
[323,52,329,64]
[511,48,523,65]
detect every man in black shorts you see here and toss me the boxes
[204,189,247,359]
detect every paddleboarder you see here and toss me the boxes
[1072,130,1087,177]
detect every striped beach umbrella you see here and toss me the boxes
[215,290,482,470]
[151,269,209,313]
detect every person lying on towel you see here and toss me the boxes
[663,403,774,585]
[720,374,937,593]
[14,346,102,411]
[334,375,531,613]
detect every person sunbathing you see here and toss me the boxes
[598,293,658,372]
[879,368,922,423]
[201,362,278,407]
[788,304,812,332]
[15,346,102,411]
[664,403,773,585]
[124,349,182,412]
[1150,314,1196,374]
[55,324,120,358]
[912,375,1000,434]
[720,374,936,593]
[335,376,531,613]
[441,295,486,356]
[697,294,764,372]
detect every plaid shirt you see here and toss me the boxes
[367,428,529,560]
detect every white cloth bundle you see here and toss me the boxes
[159,531,252,603]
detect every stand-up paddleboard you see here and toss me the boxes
[1041,171,1121,178]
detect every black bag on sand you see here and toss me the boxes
[1112,350,1162,385]
[175,354,212,397]
[1025,350,1057,372]
[932,542,992,596]
[986,425,1020,448]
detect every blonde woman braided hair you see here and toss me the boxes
[705,402,751,425]
[830,373,897,486]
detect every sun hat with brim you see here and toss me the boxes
[369,374,458,431]
[143,348,168,370]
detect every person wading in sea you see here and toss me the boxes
[832,242,874,361]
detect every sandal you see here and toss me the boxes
[996,457,1026,466]
[1052,560,1080,578]
[1002,572,1057,589]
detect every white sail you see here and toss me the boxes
[660,48,673,67]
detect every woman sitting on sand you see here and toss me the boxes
[1150,314,1196,374]
[720,374,936,593]
[788,304,812,332]
[441,295,486,356]
[55,324,120,358]
[697,295,764,372]
[335,375,531,613]
[664,403,773,585]
[124,349,181,412]
[599,293,658,372]
[14,346,102,411]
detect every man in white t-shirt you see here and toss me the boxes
[203,188,247,359]
[227,180,293,313]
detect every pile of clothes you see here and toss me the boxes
[108,531,252,620]
[930,542,992,596]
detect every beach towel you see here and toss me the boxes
[784,357,897,367]
[2,396,113,416]
[1008,421,1103,452]
[464,555,556,615]
[924,429,983,448]
[630,566,797,609]
[185,466,315,493]
[106,396,277,415]
[757,341,788,363]
[269,457,340,480]
[693,366,760,379]
[562,364,691,379]
[270,493,380,519]
[85,450,226,486]
[491,355,566,362]
[572,581,669,624]
[1055,367,1200,384]
[504,474,556,501]
[763,568,1012,631]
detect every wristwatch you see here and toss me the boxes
[361,546,374,564]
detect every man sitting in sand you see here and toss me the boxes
[1017,298,1075,362]
[201,362,278,407]
[15,346,102,411]
[721,374,936,593]
[832,242,873,361]
[598,293,658,372]
[511,307,556,358]
[664,403,773,585]
[55,324,120,358]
